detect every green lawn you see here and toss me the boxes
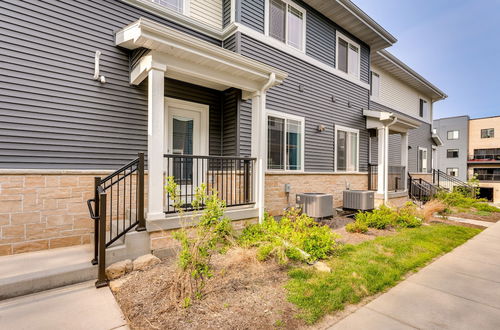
[285,224,481,324]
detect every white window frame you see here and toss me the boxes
[334,125,360,173]
[447,168,459,177]
[335,31,361,80]
[264,0,307,52]
[447,130,459,140]
[370,71,380,99]
[418,147,428,173]
[266,110,305,172]
[146,0,190,16]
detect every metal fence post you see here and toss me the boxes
[95,192,108,288]
[243,159,250,203]
[136,152,146,232]
[91,177,101,265]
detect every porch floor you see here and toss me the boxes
[0,244,96,300]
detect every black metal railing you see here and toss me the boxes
[408,173,440,203]
[468,154,500,162]
[87,152,145,287]
[475,173,500,182]
[163,154,256,214]
[433,169,474,196]
[368,164,405,192]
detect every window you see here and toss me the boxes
[335,126,359,172]
[481,128,494,139]
[152,0,184,13]
[268,0,305,51]
[267,112,304,171]
[370,72,380,98]
[447,149,459,158]
[447,168,459,177]
[336,33,360,78]
[418,147,428,172]
[419,99,428,118]
[447,130,459,140]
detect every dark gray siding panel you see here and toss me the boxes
[360,45,370,84]
[0,0,219,169]
[370,101,433,173]
[239,100,253,158]
[240,0,265,33]
[164,79,223,156]
[239,35,370,172]
[223,0,231,28]
[222,33,237,52]
[370,134,401,166]
[222,89,240,156]
[131,48,150,68]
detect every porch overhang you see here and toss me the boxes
[364,109,421,133]
[115,18,288,93]
[432,133,444,146]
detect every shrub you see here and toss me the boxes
[473,202,500,213]
[395,202,423,228]
[420,199,446,221]
[355,205,396,229]
[345,221,368,233]
[239,208,339,264]
[436,190,498,214]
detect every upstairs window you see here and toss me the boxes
[447,130,459,140]
[336,33,360,78]
[152,0,184,13]
[267,112,304,171]
[370,71,380,98]
[268,0,305,51]
[447,149,459,158]
[419,99,428,118]
[481,128,494,139]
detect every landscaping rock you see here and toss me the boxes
[313,261,331,273]
[109,277,129,293]
[133,254,161,271]
[106,259,133,280]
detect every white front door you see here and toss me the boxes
[164,98,209,208]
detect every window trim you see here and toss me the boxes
[446,168,459,177]
[148,0,190,15]
[370,71,380,99]
[334,125,360,173]
[418,147,428,173]
[446,149,459,158]
[266,109,305,172]
[447,130,459,140]
[335,31,361,80]
[264,0,307,52]
[419,98,428,118]
[481,128,495,139]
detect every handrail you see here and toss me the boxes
[164,153,256,161]
[87,152,146,288]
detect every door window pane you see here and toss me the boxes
[269,0,286,42]
[336,130,346,171]
[287,5,303,49]
[286,119,302,170]
[338,39,348,73]
[268,116,285,170]
[336,129,358,172]
[172,116,194,184]
[419,148,428,172]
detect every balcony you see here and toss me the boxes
[475,174,500,182]
[468,154,500,163]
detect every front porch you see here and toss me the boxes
[115,18,287,224]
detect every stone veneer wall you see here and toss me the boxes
[264,173,368,216]
[0,172,121,256]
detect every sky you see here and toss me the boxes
[354,0,500,119]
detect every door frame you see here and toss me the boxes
[164,97,209,156]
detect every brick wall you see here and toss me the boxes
[264,173,368,216]
[0,173,110,256]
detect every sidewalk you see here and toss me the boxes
[329,221,500,330]
[0,281,128,330]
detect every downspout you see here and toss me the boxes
[256,73,276,223]
[384,116,398,204]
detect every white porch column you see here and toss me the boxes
[147,66,167,220]
[251,92,267,223]
[377,127,386,195]
[400,132,409,190]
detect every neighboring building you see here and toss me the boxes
[0,0,446,256]
[433,116,469,182]
[468,116,500,202]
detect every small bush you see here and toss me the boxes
[473,202,500,213]
[395,202,423,228]
[239,208,339,264]
[355,205,396,229]
[420,199,446,221]
[345,221,368,233]
[436,190,498,214]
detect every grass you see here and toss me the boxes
[285,224,481,324]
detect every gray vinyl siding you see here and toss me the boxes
[238,34,370,172]
[239,0,265,33]
[238,0,370,84]
[222,89,241,156]
[222,33,238,52]
[223,0,231,28]
[433,116,469,181]
[370,134,402,166]
[0,0,219,169]
[370,101,433,173]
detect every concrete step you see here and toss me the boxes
[0,245,97,301]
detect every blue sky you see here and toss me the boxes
[355,0,500,119]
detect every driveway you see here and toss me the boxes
[329,221,500,330]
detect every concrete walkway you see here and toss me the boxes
[330,221,500,330]
[0,281,128,330]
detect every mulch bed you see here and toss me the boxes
[114,248,308,330]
